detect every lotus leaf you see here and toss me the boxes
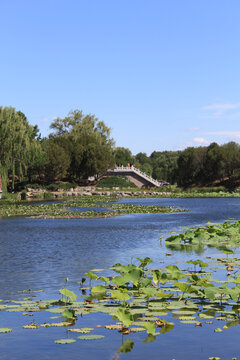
[0,328,12,333]
[54,339,76,344]
[142,321,156,335]
[77,334,105,340]
[104,324,123,330]
[114,309,133,327]
[68,328,94,333]
[130,327,146,332]
[91,285,106,294]
[110,290,131,301]
[23,324,40,329]
[59,288,77,302]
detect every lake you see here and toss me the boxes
[1,197,240,359]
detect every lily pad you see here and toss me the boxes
[68,328,94,333]
[77,334,105,340]
[0,328,12,333]
[54,339,76,344]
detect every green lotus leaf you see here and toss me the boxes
[111,290,131,301]
[114,309,133,327]
[130,327,146,332]
[97,276,109,283]
[54,339,76,344]
[141,288,157,298]
[91,285,106,294]
[45,306,66,314]
[142,321,156,335]
[152,270,161,284]
[148,311,168,316]
[90,269,105,272]
[0,328,12,333]
[62,308,76,320]
[173,282,195,294]
[136,257,153,268]
[123,268,143,285]
[199,310,215,319]
[214,328,223,332]
[68,328,94,333]
[6,308,27,312]
[204,286,218,300]
[217,246,234,255]
[104,324,123,330]
[112,276,128,286]
[140,316,159,321]
[139,277,153,287]
[42,321,73,327]
[165,235,182,243]
[59,288,77,302]
[83,272,98,280]
[156,291,172,298]
[223,320,240,329]
[187,260,209,268]
[173,310,197,316]
[177,316,196,320]
[77,335,105,340]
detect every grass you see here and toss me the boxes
[96,176,137,189]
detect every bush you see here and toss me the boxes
[21,190,27,200]
[43,192,53,200]
[46,182,78,191]
[97,176,137,188]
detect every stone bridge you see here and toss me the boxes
[107,166,165,188]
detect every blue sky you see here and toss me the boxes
[1,0,240,155]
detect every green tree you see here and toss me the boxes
[177,147,206,186]
[50,110,114,179]
[0,107,42,192]
[204,143,225,182]
[151,151,180,183]
[222,142,240,177]
[114,147,133,166]
[44,139,71,182]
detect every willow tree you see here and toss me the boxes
[0,107,41,192]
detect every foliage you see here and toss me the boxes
[114,147,134,166]
[177,142,240,187]
[3,250,240,348]
[97,176,137,188]
[44,139,71,182]
[165,221,240,252]
[0,197,186,218]
[0,107,43,192]
[20,190,27,200]
[50,110,115,179]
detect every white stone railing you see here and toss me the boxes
[108,166,163,187]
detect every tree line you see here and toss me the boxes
[115,142,240,187]
[0,107,114,191]
[1,105,240,192]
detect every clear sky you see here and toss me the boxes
[1,0,240,155]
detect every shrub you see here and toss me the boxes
[43,192,53,200]
[21,190,27,200]
[97,176,137,188]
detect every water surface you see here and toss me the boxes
[1,197,240,359]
